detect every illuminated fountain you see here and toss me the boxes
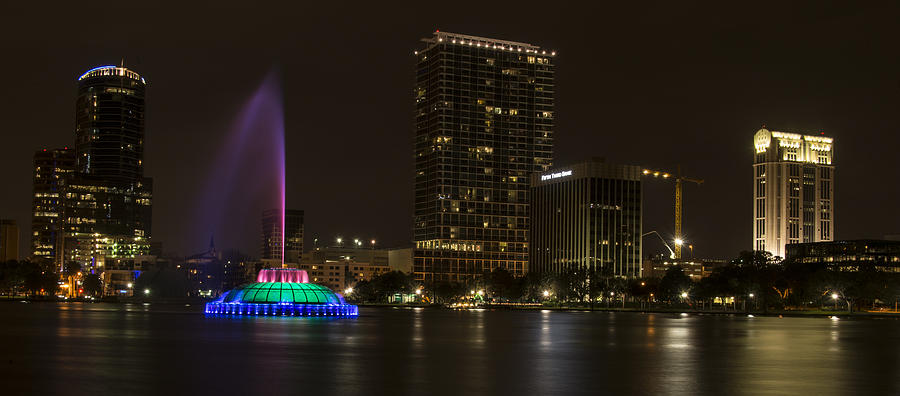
[206,269,358,317]
[199,73,354,317]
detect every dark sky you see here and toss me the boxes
[2,2,899,260]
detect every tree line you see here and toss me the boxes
[345,251,900,312]
[0,260,102,298]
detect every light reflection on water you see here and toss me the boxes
[2,303,900,395]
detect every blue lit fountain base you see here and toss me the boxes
[205,302,359,317]
[205,269,359,318]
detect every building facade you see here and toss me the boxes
[530,160,642,277]
[30,66,153,276]
[261,209,304,264]
[71,66,153,269]
[0,220,19,262]
[413,31,555,282]
[785,240,900,272]
[31,148,75,267]
[641,256,728,280]
[753,128,834,258]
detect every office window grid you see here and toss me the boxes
[413,33,554,282]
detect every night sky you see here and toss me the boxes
[2,2,898,260]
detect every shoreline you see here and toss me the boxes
[6,298,899,319]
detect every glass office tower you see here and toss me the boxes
[413,31,555,282]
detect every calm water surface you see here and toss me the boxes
[2,302,899,395]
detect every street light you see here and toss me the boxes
[126,283,132,288]
[542,290,550,297]
[681,292,688,298]
[415,288,422,295]
[144,289,150,296]
[344,287,353,295]
[674,238,684,246]
[477,290,484,296]
[336,237,343,247]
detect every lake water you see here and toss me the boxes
[2,302,899,395]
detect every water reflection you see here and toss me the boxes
[2,304,900,395]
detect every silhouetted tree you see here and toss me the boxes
[659,265,692,304]
[82,273,103,297]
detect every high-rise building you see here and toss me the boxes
[68,66,153,268]
[31,66,153,273]
[261,209,303,264]
[0,219,19,262]
[413,31,556,282]
[31,147,75,267]
[75,66,146,182]
[753,128,834,258]
[529,160,642,277]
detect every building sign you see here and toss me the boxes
[541,170,572,181]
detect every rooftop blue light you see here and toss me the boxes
[78,65,145,83]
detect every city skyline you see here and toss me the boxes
[2,3,900,260]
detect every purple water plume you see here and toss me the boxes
[194,71,286,263]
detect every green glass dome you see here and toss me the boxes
[218,282,344,305]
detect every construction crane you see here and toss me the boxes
[642,231,676,259]
[642,165,703,259]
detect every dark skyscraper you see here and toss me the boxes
[413,32,555,282]
[261,209,304,264]
[75,66,146,182]
[68,66,153,268]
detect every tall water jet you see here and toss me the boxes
[194,70,286,261]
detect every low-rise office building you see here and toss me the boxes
[642,256,728,280]
[530,159,642,277]
[785,240,900,272]
[0,219,18,262]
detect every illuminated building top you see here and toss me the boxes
[753,128,833,164]
[532,160,642,186]
[419,30,556,56]
[78,65,145,84]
